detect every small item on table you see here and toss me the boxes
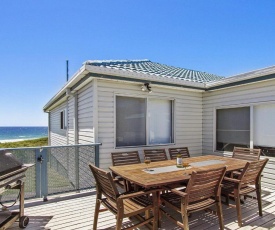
[144,157,151,171]
[182,162,189,174]
[176,152,183,168]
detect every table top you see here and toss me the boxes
[109,155,248,188]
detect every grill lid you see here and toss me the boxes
[0,150,23,176]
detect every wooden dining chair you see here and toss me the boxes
[232,147,261,161]
[89,164,159,230]
[168,147,190,160]
[221,158,268,227]
[111,151,141,190]
[143,149,168,162]
[111,151,141,166]
[230,147,261,178]
[160,166,227,230]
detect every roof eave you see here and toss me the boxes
[43,65,88,112]
[43,64,207,112]
[206,65,275,90]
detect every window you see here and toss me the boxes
[116,96,146,146]
[116,96,173,147]
[60,110,66,130]
[215,104,275,157]
[148,99,173,144]
[253,104,275,157]
[216,107,250,151]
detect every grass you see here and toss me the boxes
[0,137,48,148]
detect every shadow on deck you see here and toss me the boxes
[7,188,275,230]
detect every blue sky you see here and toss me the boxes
[1,0,275,126]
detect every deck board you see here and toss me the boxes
[6,187,275,230]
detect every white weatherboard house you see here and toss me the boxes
[43,60,275,189]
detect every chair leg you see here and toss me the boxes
[93,199,100,230]
[256,188,263,216]
[225,195,229,205]
[182,211,189,230]
[235,196,242,227]
[216,201,224,230]
[116,212,123,230]
[152,205,158,230]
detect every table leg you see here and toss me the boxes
[155,190,161,229]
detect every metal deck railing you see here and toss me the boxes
[0,143,101,201]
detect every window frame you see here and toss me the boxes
[115,94,175,148]
[60,109,67,130]
[213,102,275,157]
[215,106,250,151]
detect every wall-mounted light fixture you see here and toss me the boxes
[141,82,152,93]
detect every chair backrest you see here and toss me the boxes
[89,164,119,203]
[111,151,141,166]
[232,147,261,161]
[239,158,269,185]
[186,166,227,203]
[168,147,190,160]
[143,149,168,162]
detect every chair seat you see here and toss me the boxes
[222,180,256,196]
[102,194,153,217]
[161,191,216,212]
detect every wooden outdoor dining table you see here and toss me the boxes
[109,155,248,228]
[109,155,248,189]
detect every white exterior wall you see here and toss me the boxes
[49,101,68,146]
[77,82,94,144]
[97,79,203,170]
[47,76,275,188]
[202,79,275,188]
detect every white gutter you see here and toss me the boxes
[44,62,275,112]
[206,65,275,88]
[43,65,88,112]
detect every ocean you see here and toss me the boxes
[0,126,48,143]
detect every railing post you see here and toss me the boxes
[95,144,100,167]
[35,149,41,198]
[35,148,48,201]
[75,146,80,192]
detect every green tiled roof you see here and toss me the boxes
[86,59,224,83]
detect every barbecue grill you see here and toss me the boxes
[0,150,33,229]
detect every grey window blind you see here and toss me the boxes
[216,107,250,146]
[116,96,146,147]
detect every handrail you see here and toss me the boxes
[0,143,102,151]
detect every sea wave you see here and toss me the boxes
[0,137,41,143]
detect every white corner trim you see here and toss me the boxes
[74,94,79,144]
[93,79,98,143]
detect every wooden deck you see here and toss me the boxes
[7,187,275,230]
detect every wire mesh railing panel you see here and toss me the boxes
[47,145,96,195]
[78,146,96,189]
[47,147,75,194]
